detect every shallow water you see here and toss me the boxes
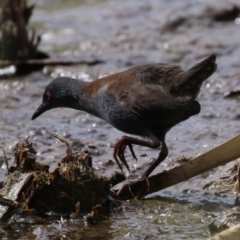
[1,0,240,238]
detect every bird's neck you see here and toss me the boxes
[68,80,102,118]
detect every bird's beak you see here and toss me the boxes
[32,102,50,120]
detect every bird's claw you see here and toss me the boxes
[113,141,130,172]
[117,175,150,199]
[113,139,137,172]
[128,144,137,161]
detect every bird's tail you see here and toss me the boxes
[171,54,217,98]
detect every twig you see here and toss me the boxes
[2,148,9,174]
[53,132,73,163]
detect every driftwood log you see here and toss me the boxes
[210,223,240,240]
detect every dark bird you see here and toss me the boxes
[32,54,217,179]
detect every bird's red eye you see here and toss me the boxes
[45,92,51,101]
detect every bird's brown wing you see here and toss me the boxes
[135,64,183,86]
[119,81,191,115]
[106,64,188,115]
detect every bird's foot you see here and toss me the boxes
[116,180,137,199]
[116,174,150,199]
[113,137,138,173]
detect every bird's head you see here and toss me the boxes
[32,77,80,120]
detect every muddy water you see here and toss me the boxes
[0,0,240,239]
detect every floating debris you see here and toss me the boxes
[0,136,110,222]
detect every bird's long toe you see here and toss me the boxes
[113,140,131,172]
[118,153,130,172]
[113,143,124,172]
[128,144,138,161]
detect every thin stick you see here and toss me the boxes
[53,132,73,162]
[2,148,9,174]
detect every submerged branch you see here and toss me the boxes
[0,58,105,67]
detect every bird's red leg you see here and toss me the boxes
[116,140,169,199]
[113,135,160,172]
[142,141,168,177]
